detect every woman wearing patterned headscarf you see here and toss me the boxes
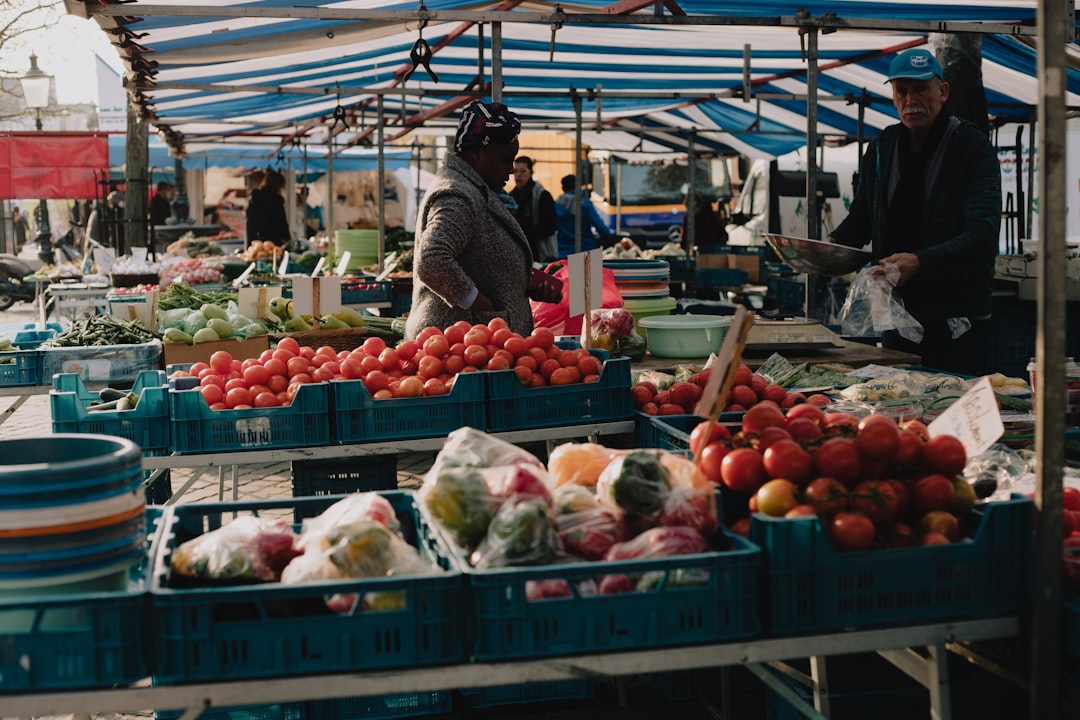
[405,101,562,339]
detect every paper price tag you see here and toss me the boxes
[278,250,290,276]
[335,251,351,276]
[239,286,282,320]
[567,249,602,319]
[927,376,1004,457]
[311,256,326,277]
[291,276,342,316]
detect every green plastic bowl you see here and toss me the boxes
[638,315,732,358]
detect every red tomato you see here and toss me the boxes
[444,354,466,375]
[530,327,555,349]
[786,417,823,445]
[900,418,931,441]
[416,326,443,345]
[378,347,399,371]
[225,387,252,408]
[464,326,491,347]
[923,435,967,476]
[362,337,387,357]
[264,358,288,377]
[720,448,766,493]
[856,414,901,461]
[697,441,731,484]
[491,328,513,347]
[762,439,813,485]
[488,316,510,333]
[742,401,786,434]
[418,355,443,379]
[396,339,419,361]
[830,512,876,551]
[443,325,466,346]
[549,367,574,386]
[340,358,364,381]
[311,367,334,383]
[364,370,390,394]
[1065,487,1080,512]
[423,378,448,396]
[189,362,211,376]
[242,364,270,387]
[912,474,956,514]
[253,391,280,408]
[539,358,560,379]
[486,355,512,371]
[209,350,233,375]
[359,355,382,375]
[286,356,310,377]
[920,510,960,542]
[513,365,533,385]
[503,336,528,358]
[396,376,424,397]
[224,377,249,392]
[315,346,336,359]
[631,384,654,410]
[813,437,862,486]
[199,384,224,406]
[804,476,850,516]
[276,337,301,356]
[755,478,799,517]
[423,334,450,358]
[785,403,825,426]
[758,425,794,452]
[199,374,226,390]
[851,479,899,525]
[689,419,732,455]
[267,374,289,394]
[894,430,925,466]
[298,346,316,361]
[463,344,489,368]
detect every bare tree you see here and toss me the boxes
[0,0,62,125]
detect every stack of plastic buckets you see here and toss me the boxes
[0,435,146,608]
[603,259,677,338]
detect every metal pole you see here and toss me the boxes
[573,91,583,255]
[377,93,386,274]
[686,130,697,253]
[804,26,820,322]
[491,22,503,103]
[1030,0,1067,716]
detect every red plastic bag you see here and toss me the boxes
[529,261,624,335]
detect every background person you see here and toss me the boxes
[554,174,615,258]
[682,193,727,254]
[725,158,769,245]
[405,101,561,340]
[245,169,291,247]
[149,181,175,226]
[510,155,558,263]
[11,206,29,253]
[827,48,1000,375]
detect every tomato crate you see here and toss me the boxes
[50,370,171,454]
[485,355,633,432]
[41,341,164,386]
[450,529,760,661]
[0,349,41,387]
[458,680,597,710]
[155,703,306,720]
[308,691,452,720]
[291,455,398,522]
[750,495,1034,635]
[0,507,160,694]
[634,412,742,453]
[169,381,331,453]
[149,492,464,684]
[330,371,486,443]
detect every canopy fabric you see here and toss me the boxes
[72,1,1080,159]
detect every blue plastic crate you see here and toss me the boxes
[41,341,164,386]
[155,703,306,720]
[451,530,760,661]
[0,349,41,387]
[458,680,597,709]
[694,267,749,289]
[12,328,56,349]
[656,255,693,282]
[50,370,171,453]
[485,355,633,432]
[169,381,331,453]
[291,454,398,522]
[0,508,160,694]
[330,371,486,444]
[150,491,464,684]
[634,412,743,453]
[750,495,1034,635]
[308,691,452,720]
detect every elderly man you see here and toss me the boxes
[828,48,1001,375]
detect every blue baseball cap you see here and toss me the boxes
[886,49,943,82]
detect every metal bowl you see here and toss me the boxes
[763,234,872,277]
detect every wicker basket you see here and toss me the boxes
[270,327,368,353]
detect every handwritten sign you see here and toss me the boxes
[292,276,342,316]
[927,376,1004,457]
[567,249,602,319]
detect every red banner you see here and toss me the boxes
[0,132,110,200]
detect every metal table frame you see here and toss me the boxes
[1,618,1018,719]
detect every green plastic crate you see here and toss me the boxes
[50,370,171,453]
[0,349,41,387]
[308,691,452,720]
[291,454,398,522]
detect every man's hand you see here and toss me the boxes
[869,252,919,287]
[472,292,495,312]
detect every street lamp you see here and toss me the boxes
[20,53,52,131]
[20,53,54,264]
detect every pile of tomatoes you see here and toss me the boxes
[1060,487,1080,593]
[632,363,831,417]
[690,400,977,551]
[172,320,604,409]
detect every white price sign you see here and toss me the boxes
[927,376,1004,458]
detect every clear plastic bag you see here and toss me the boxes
[170,516,300,585]
[838,266,923,343]
[470,496,562,568]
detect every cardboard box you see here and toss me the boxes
[697,253,760,282]
[745,319,844,349]
[162,336,269,369]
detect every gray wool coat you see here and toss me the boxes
[404,152,537,340]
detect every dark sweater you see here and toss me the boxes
[831,115,1001,322]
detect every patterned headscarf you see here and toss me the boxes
[453,101,521,153]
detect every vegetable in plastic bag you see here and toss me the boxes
[595,450,671,521]
[547,442,627,488]
[419,465,498,550]
[470,496,561,568]
[298,492,400,542]
[170,516,300,585]
[280,520,430,584]
[555,503,626,561]
[603,525,709,561]
[657,453,718,537]
[430,427,543,474]
[483,463,554,504]
[838,266,923,343]
[616,331,647,362]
